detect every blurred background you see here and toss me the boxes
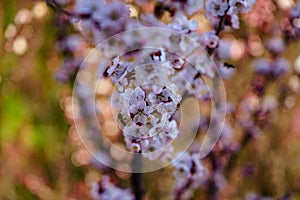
[1,0,300,199]
[0,1,92,199]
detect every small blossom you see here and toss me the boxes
[217,39,232,59]
[92,1,130,32]
[172,151,205,199]
[225,10,240,29]
[272,57,290,78]
[75,0,100,16]
[172,57,185,70]
[245,193,273,200]
[266,37,286,55]
[199,31,220,49]
[107,57,133,83]
[131,143,141,153]
[229,0,256,14]
[193,78,210,100]
[185,0,204,15]
[254,58,272,75]
[91,176,134,200]
[290,1,300,31]
[291,2,300,17]
[170,14,198,34]
[205,0,229,17]
[169,0,203,16]
[129,87,146,104]
[219,62,236,80]
[260,95,278,114]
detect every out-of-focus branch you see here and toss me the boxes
[225,132,252,173]
[280,188,300,200]
[216,3,231,36]
[205,3,231,199]
[45,0,73,16]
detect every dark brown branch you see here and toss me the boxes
[45,0,73,16]
[216,3,231,36]
[131,155,145,200]
[131,173,145,200]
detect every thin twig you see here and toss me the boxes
[45,0,73,16]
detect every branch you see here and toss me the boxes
[216,3,231,36]
[131,155,145,200]
[45,0,73,16]
[131,173,145,200]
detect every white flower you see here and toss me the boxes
[261,95,278,113]
[172,57,185,70]
[254,58,272,75]
[64,34,84,51]
[219,63,236,80]
[75,0,102,15]
[133,114,147,126]
[185,0,204,15]
[93,1,130,31]
[291,3,300,17]
[173,162,190,178]
[142,147,163,160]
[246,193,273,200]
[272,57,290,78]
[91,176,134,200]
[229,0,256,14]
[129,87,145,104]
[131,143,141,153]
[226,9,240,29]
[107,56,130,83]
[190,153,205,179]
[123,124,149,138]
[187,53,215,78]
[266,37,285,55]
[129,100,146,114]
[165,120,179,139]
[170,14,198,34]
[116,77,129,92]
[193,79,210,100]
[205,0,229,17]
[134,64,171,87]
[172,151,205,199]
[149,123,163,137]
[199,31,220,49]
[230,13,240,29]
[217,40,232,59]
[220,121,234,145]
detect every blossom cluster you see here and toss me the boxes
[105,43,214,160]
[49,0,300,199]
[290,2,300,36]
[91,176,134,200]
[172,151,206,200]
[205,0,256,29]
[109,57,182,159]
